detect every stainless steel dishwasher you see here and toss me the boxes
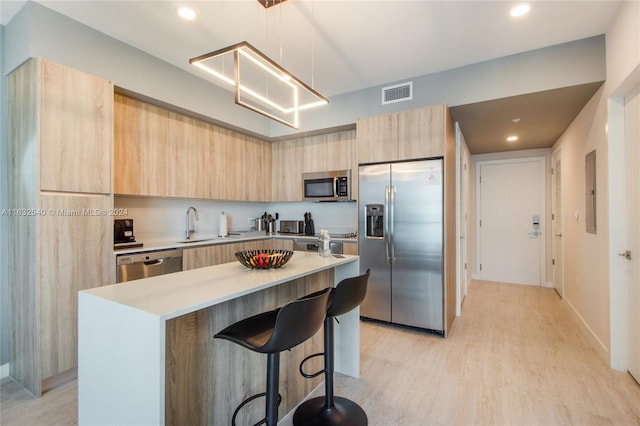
[293,239,343,254]
[116,249,183,283]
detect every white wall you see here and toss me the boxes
[114,197,358,243]
[551,0,640,365]
[552,87,610,360]
[0,23,9,372]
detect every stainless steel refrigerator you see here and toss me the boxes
[359,159,444,332]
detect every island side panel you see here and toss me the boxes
[333,258,361,378]
[165,270,332,426]
[78,292,165,425]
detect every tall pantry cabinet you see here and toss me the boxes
[8,58,115,396]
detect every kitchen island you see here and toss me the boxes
[78,252,359,425]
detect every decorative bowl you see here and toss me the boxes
[235,249,294,269]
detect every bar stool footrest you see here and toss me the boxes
[293,395,367,426]
[299,352,325,378]
[232,392,282,426]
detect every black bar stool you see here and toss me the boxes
[214,287,332,426]
[294,269,370,426]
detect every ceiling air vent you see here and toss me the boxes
[382,81,413,105]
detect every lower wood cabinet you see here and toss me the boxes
[183,239,295,270]
[183,240,273,270]
[343,242,358,255]
[10,193,115,395]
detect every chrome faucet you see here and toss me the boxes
[185,206,199,240]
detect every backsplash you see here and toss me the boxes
[114,197,358,243]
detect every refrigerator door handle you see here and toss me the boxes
[385,185,391,264]
[390,185,396,265]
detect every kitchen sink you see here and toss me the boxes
[175,238,220,244]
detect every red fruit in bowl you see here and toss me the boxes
[254,253,268,268]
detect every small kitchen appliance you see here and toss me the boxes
[302,169,352,202]
[280,220,304,234]
[114,219,143,249]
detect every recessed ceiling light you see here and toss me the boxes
[178,7,197,21]
[510,3,530,17]
[507,135,519,142]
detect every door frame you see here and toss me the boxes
[475,156,546,286]
[551,149,564,298]
[455,123,469,316]
[608,64,640,371]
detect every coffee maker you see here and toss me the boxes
[114,219,136,244]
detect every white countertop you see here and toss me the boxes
[113,232,356,255]
[82,251,358,320]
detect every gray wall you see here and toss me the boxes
[271,35,607,137]
[0,2,607,368]
[4,2,606,141]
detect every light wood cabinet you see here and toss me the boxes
[272,130,357,201]
[343,242,358,255]
[114,95,271,201]
[272,138,303,201]
[240,135,272,202]
[114,95,169,197]
[183,240,274,270]
[397,105,445,160]
[39,59,113,194]
[357,105,446,164]
[273,238,294,251]
[38,194,114,380]
[8,58,115,396]
[165,111,205,199]
[356,113,397,164]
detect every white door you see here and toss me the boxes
[477,158,545,286]
[624,83,640,383]
[552,152,564,297]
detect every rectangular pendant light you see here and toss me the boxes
[190,41,328,129]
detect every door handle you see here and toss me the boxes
[618,250,632,260]
[554,233,563,237]
[390,185,396,265]
[384,185,390,264]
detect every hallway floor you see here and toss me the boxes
[2,280,640,425]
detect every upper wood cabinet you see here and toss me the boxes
[272,138,303,201]
[114,94,168,197]
[357,105,446,164]
[114,94,271,201]
[356,113,397,164]
[272,130,357,201]
[397,105,445,160]
[36,59,113,193]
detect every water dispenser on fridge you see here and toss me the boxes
[365,204,384,238]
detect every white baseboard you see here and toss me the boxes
[1,363,9,379]
[543,280,553,288]
[563,297,609,363]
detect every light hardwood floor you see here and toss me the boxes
[2,280,640,425]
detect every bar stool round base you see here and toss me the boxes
[293,396,367,426]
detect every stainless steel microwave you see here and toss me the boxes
[303,170,352,201]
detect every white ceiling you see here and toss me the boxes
[1,0,623,151]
